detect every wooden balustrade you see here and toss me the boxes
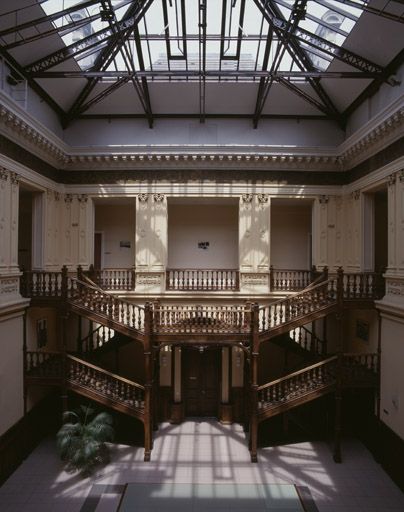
[25,351,63,379]
[166,269,239,291]
[259,279,338,334]
[153,304,250,334]
[68,278,145,334]
[289,325,326,355]
[20,271,63,298]
[342,353,379,385]
[269,268,313,291]
[86,267,135,291]
[66,355,145,414]
[343,272,385,300]
[80,325,115,353]
[258,356,338,413]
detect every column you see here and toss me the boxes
[135,193,167,293]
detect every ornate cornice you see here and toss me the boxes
[0,103,66,165]
[0,94,402,173]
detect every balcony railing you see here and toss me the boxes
[166,269,239,291]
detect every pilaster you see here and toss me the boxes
[0,168,24,307]
[239,194,270,293]
[135,194,167,293]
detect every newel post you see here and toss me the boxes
[60,265,69,413]
[143,302,153,461]
[269,265,274,291]
[249,302,260,463]
[333,266,344,463]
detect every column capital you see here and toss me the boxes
[387,173,397,186]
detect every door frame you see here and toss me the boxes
[181,346,221,418]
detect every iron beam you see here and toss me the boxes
[24,0,154,74]
[254,0,384,74]
[31,70,381,79]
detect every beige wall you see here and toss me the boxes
[168,203,238,268]
[271,202,312,269]
[380,315,404,439]
[95,204,136,268]
[0,314,24,436]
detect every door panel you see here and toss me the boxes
[183,348,220,417]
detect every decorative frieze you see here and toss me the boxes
[0,276,19,295]
[386,279,404,298]
[241,273,269,286]
[136,273,162,286]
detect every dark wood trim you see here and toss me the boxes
[0,393,61,486]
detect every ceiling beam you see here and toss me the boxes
[63,0,155,127]
[253,0,342,126]
[23,0,154,74]
[333,0,404,23]
[198,0,207,123]
[253,0,308,127]
[343,49,404,120]
[253,0,384,74]
[99,0,153,127]
[31,70,381,79]
[0,0,100,37]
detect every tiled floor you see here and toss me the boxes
[1,420,404,512]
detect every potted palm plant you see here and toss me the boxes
[56,405,114,475]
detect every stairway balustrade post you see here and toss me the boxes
[269,265,274,291]
[143,302,153,461]
[77,265,83,281]
[249,302,260,463]
[131,266,136,290]
[61,265,68,302]
[311,265,318,282]
[333,266,344,463]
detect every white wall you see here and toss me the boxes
[271,202,312,269]
[168,203,238,269]
[95,204,136,268]
[63,117,344,148]
[0,315,24,436]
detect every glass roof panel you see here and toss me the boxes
[39,0,365,80]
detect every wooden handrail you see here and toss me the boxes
[67,354,145,390]
[258,355,338,391]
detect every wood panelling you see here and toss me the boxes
[0,393,60,486]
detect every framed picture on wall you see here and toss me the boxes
[356,319,369,342]
[37,319,48,348]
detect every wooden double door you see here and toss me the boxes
[183,348,220,418]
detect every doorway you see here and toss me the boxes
[182,347,220,417]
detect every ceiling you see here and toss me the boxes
[0,0,403,130]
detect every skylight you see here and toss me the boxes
[39,0,364,80]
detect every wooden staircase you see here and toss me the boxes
[257,353,378,421]
[25,351,145,421]
[21,266,384,463]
